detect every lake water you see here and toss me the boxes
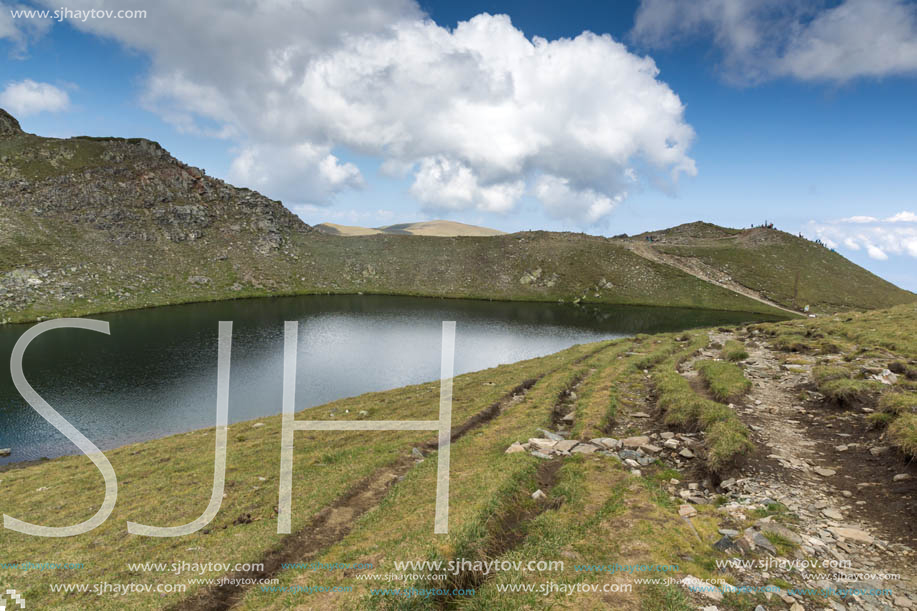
[0,295,781,464]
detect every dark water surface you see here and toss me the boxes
[0,295,781,463]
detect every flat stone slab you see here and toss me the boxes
[553,440,578,453]
[622,435,650,448]
[678,504,697,518]
[828,527,874,544]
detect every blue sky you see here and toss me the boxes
[2,0,916,289]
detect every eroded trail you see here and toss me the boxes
[180,343,615,611]
[691,330,917,610]
[624,241,800,316]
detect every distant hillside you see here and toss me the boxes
[315,220,505,237]
[625,221,914,313]
[1,110,913,325]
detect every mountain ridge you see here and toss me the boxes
[1,109,913,324]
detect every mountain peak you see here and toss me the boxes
[0,109,23,137]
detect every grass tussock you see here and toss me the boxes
[812,364,851,385]
[705,420,754,473]
[696,360,752,402]
[650,339,753,473]
[720,340,749,362]
[878,391,917,416]
[819,378,882,407]
[889,413,917,457]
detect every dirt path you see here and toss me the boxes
[692,331,917,610]
[624,241,800,317]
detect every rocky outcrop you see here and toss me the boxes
[0,129,308,245]
[0,108,22,137]
[0,108,316,322]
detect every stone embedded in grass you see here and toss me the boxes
[680,575,721,601]
[750,531,777,555]
[622,435,650,448]
[571,443,598,454]
[536,428,564,441]
[757,522,803,545]
[590,437,621,450]
[678,504,697,518]
[528,438,557,451]
[553,439,578,453]
[532,489,546,501]
[505,442,525,454]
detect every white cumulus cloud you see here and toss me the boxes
[633,0,917,83]
[534,175,623,225]
[34,0,696,223]
[810,210,917,261]
[0,2,53,57]
[0,79,70,116]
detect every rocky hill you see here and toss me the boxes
[1,110,914,324]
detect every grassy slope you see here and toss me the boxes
[1,207,793,324]
[650,224,915,313]
[2,129,913,325]
[2,305,916,609]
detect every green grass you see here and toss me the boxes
[812,364,852,385]
[0,341,597,610]
[720,340,749,362]
[655,227,916,313]
[705,420,754,473]
[649,339,753,473]
[818,378,882,406]
[889,413,917,456]
[695,360,752,402]
[878,391,917,416]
